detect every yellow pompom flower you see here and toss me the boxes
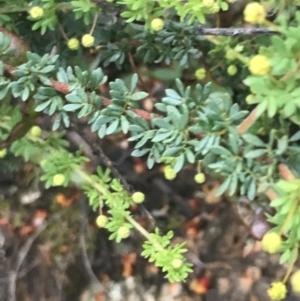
[30,126,42,138]
[267,282,287,301]
[67,38,80,50]
[248,55,270,76]
[118,226,130,239]
[96,215,108,228]
[227,65,238,76]
[81,34,95,48]
[29,6,44,19]
[53,174,66,186]
[171,259,183,269]
[0,148,7,158]
[244,2,266,24]
[290,270,300,294]
[194,173,206,184]
[132,191,145,204]
[195,68,206,80]
[151,18,164,31]
[261,232,282,254]
[164,165,177,181]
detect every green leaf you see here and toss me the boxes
[106,119,119,135]
[242,134,264,147]
[228,133,238,154]
[63,104,82,111]
[256,99,268,117]
[276,135,288,155]
[121,115,129,134]
[130,91,148,101]
[173,153,185,173]
[271,36,287,56]
[210,146,232,156]
[167,105,181,125]
[279,249,291,264]
[185,148,195,163]
[35,100,51,112]
[131,149,149,157]
[247,178,256,200]
[152,130,172,142]
[290,131,300,142]
[229,174,238,196]
[130,73,138,92]
[244,149,266,159]
[216,176,231,196]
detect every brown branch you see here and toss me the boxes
[278,164,296,181]
[127,52,152,97]
[237,106,259,134]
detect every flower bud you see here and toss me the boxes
[117,226,130,239]
[96,215,108,228]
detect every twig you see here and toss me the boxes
[127,52,152,97]
[79,198,104,287]
[200,27,279,36]
[69,122,156,229]
[7,211,65,301]
[237,106,259,134]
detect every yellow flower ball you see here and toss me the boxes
[267,282,287,301]
[227,65,238,76]
[171,259,183,269]
[81,34,95,48]
[244,2,266,24]
[96,215,108,228]
[118,226,130,239]
[164,165,177,181]
[151,18,164,31]
[290,270,300,294]
[195,68,206,80]
[67,38,80,50]
[29,6,44,19]
[261,232,282,254]
[249,55,270,76]
[132,191,145,204]
[0,148,7,158]
[53,174,66,186]
[194,173,206,184]
[30,126,42,138]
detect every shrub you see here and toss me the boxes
[1,0,300,295]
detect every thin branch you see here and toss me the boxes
[127,52,152,97]
[200,27,279,36]
[7,211,65,301]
